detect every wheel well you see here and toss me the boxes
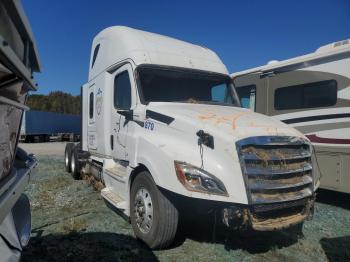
[129,164,149,189]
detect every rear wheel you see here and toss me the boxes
[70,147,81,180]
[64,143,74,173]
[130,171,179,249]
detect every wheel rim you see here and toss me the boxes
[134,187,153,234]
[71,154,75,173]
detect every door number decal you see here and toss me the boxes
[144,120,154,131]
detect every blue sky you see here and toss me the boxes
[23,0,350,95]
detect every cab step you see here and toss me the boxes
[104,165,127,179]
[101,188,127,210]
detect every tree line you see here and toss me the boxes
[27,91,81,115]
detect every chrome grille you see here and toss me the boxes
[236,136,313,205]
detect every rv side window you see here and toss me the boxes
[235,85,256,111]
[274,80,337,110]
[114,71,131,109]
[89,92,94,119]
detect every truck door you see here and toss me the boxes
[111,64,134,160]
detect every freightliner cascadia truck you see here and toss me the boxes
[64,26,319,249]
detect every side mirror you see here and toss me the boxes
[117,109,133,120]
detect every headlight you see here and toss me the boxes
[174,161,228,196]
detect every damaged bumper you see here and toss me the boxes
[222,196,315,231]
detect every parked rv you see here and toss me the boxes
[232,39,350,194]
[20,110,81,142]
[0,0,40,260]
[65,26,318,249]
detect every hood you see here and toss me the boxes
[146,102,304,141]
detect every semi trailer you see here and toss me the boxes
[232,39,350,194]
[20,110,81,142]
[65,26,319,249]
[0,0,40,260]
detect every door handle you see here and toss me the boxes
[110,135,114,150]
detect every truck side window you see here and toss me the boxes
[211,83,232,103]
[274,80,337,110]
[235,85,256,111]
[114,71,131,109]
[91,44,100,68]
[89,92,94,119]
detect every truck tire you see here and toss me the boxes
[64,143,74,173]
[70,147,81,180]
[130,171,179,249]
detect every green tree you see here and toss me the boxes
[27,91,81,115]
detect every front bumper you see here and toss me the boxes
[161,186,315,231]
[222,196,315,231]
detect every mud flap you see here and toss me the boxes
[0,194,32,262]
[0,212,22,262]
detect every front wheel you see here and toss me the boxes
[130,171,179,249]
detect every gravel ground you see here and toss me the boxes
[19,142,67,156]
[22,154,350,262]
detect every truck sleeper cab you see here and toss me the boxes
[64,26,318,249]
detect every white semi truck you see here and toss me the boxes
[65,26,319,249]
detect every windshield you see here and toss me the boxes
[138,66,239,106]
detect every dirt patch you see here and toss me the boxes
[22,156,350,261]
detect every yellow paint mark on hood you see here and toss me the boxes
[198,111,253,129]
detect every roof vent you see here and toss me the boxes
[316,39,350,53]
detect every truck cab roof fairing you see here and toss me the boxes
[88,26,228,81]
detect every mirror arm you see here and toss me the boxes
[117,109,134,120]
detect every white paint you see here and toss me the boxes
[89,26,228,81]
[304,57,350,79]
[338,85,350,100]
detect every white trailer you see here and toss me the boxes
[65,26,318,249]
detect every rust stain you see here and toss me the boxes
[198,112,218,121]
[82,173,105,191]
[231,112,249,129]
[198,111,253,129]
